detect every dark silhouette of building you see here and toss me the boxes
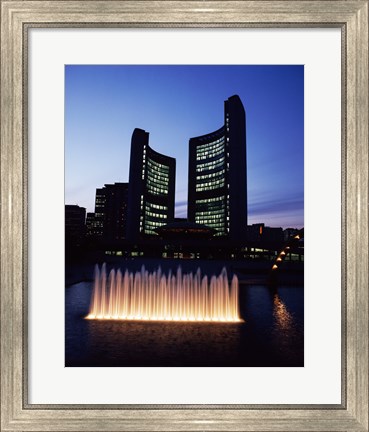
[156,221,216,240]
[247,223,284,244]
[127,128,176,242]
[187,95,247,241]
[86,212,97,237]
[93,187,106,237]
[89,183,129,241]
[283,227,300,241]
[65,204,86,246]
[103,183,129,241]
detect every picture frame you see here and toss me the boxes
[1,0,368,430]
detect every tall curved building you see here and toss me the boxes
[127,128,176,241]
[188,95,247,241]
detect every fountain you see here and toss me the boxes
[86,264,241,322]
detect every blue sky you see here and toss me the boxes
[65,65,304,229]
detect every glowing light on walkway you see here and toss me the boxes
[86,264,241,322]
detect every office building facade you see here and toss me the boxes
[93,187,106,237]
[89,182,129,241]
[187,95,247,241]
[86,212,98,237]
[65,204,86,245]
[102,183,129,241]
[127,128,176,241]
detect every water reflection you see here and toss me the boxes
[273,294,293,332]
[65,281,304,367]
[270,291,303,360]
[84,320,242,367]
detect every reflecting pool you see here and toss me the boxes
[65,278,303,367]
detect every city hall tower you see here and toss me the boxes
[187,95,247,241]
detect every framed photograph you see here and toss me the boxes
[1,1,368,431]
[65,65,304,369]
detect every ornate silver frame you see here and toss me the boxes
[1,1,368,431]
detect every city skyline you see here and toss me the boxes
[65,65,304,229]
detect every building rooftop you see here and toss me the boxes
[155,221,216,239]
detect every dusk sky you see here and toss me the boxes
[65,65,304,229]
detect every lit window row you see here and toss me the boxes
[196,155,225,168]
[195,221,225,230]
[147,167,169,176]
[196,137,225,152]
[196,207,225,215]
[147,171,169,184]
[144,220,165,229]
[195,210,228,221]
[147,178,168,191]
[196,144,225,160]
[144,211,168,219]
[147,184,168,195]
[195,210,225,217]
[196,202,225,211]
[195,214,225,221]
[195,203,226,213]
[146,177,169,189]
[196,148,224,161]
[196,169,225,181]
[197,143,224,157]
[197,174,225,186]
[147,166,169,179]
[195,219,226,231]
[147,158,170,173]
[196,196,225,204]
[196,179,225,192]
[146,174,169,188]
[144,229,158,235]
[196,156,225,172]
[146,203,168,211]
[196,143,225,160]
[196,143,225,158]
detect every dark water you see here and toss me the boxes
[65,281,303,367]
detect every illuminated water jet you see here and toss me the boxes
[86,264,241,322]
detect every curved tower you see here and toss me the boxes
[187,95,247,241]
[127,128,176,241]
